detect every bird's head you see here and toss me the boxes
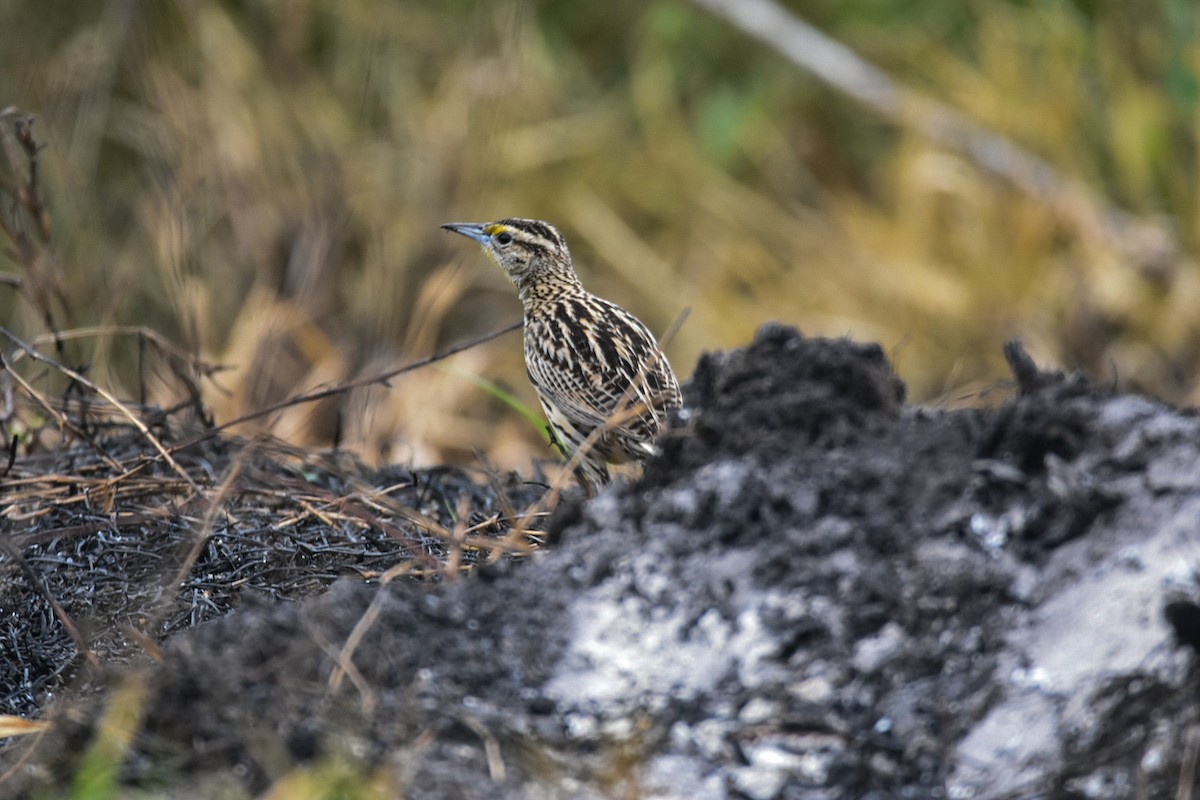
[442,218,578,298]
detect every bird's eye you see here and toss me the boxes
[495,232,513,245]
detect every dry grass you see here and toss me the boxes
[1,0,1197,473]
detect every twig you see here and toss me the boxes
[0,107,49,243]
[0,717,52,787]
[457,713,507,783]
[163,447,247,601]
[0,350,125,472]
[167,319,523,454]
[0,107,67,351]
[13,325,229,379]
[328,559,421,697]
[0,326,199,491]
[311,620,376,713]
[444,494,480,581]
[1180,725,1200,800]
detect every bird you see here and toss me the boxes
[442,217,681,493]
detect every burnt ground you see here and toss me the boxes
[2,323,1199,799]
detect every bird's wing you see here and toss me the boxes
[525,296,680,460]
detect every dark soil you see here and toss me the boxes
[2,324,1198,799]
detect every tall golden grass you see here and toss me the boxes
[1,0,1196,472]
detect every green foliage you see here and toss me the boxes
[67,677,148,800]
[443,365,555,443]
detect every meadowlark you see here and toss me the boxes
[442,218,681,493]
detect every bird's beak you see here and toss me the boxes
[441,222,490,246]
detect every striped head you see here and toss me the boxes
[441,218,580,301]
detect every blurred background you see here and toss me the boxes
[1,0,1197,473]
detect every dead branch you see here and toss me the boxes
[0,107,67,349]
[166,319,523,455]
[691,0,1179,272]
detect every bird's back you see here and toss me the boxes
[524,291,681,470]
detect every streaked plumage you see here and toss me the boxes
[442,217,681,492]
